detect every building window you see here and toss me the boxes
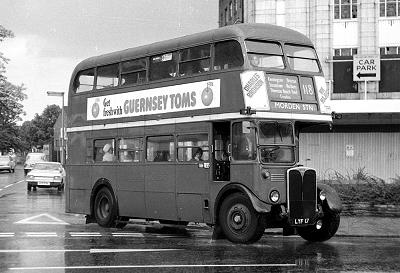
[334,48,358,56]
[334,0,357,19]
[380,46,400,55]
[380,0,400,17]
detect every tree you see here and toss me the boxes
[18,105,61,151]
[0,25,27,153]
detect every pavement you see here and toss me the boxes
[336,216,400,237]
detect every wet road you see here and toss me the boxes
[1,166,400,272]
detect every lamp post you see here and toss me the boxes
[47,91,65,165]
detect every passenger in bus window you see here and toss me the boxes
[250,55,260,67]
[102,143,114,162]
[192,148,203,162]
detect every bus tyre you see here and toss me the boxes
[94,187,119,228]
[297,207,340,242]
[219,193,265,244]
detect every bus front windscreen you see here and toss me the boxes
[284,45,320,73]
[258,122,295,164]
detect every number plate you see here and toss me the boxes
[37,182,50,186]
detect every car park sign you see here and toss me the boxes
[353,55,380,81]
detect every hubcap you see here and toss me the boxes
[99,197,110,219]
[228,204,250,231]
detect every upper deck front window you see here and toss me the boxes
[284,45,320,73]
[245,40,285,69]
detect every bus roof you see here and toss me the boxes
[72,23,313,73]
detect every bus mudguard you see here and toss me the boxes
[215,183,272,220]
[318,183,342,213]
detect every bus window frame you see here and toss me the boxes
[176,133,210,163]
[95,63,120,90]
[256,121,297,165]
[118,137,144,163]
[120,57,148,86]
[93,138,116,163]
[146,135,175,163]
[284,43,322,73]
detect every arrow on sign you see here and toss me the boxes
[357,72,376,79]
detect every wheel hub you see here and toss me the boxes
[228,205,249,231]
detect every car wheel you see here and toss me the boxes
[33,186,37,191]
[27,184,31,191]
[219,192,265,244]
[57,184,64,191]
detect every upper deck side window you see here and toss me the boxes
[214,40,243,70]
[121,58,147,86]
[96,63,119,90]
[74,68,95,93]
[149,52,179,81]
[284,44,320,73]
[245,40,285,69]
[179,44,211,76]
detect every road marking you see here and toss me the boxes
[10,263,298,270]
[15,213,69,225]
[0,248,180,253]
[25,232,58,237]
[89,248,181,253]
[0,233,14,237]
[70,232,102,237]
[111,232,144,237]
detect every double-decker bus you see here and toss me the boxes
[66,23,342,243]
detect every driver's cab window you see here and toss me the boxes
[232,121,256,160]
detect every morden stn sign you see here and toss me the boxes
[353,55,380,81]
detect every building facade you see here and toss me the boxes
[219,0,400,181]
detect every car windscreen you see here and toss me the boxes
[34,163,60,171]
[26,154,46,161]
[0,156,9,162]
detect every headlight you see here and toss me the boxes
[269,190,280,203]
[26,175,34,180]
[54,176,62,180]
[319,191,326,201]
[261,169,270,179]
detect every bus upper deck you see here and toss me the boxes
[68,23,331,132]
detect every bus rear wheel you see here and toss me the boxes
[219,193,265,244]
[297,206,340,242]
[94,187,123,228]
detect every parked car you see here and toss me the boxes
[24,152,47,175]
[0,155,16,173]
[26,162,65,191]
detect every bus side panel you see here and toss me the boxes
[145,163,177,220]
[66,165,92,214]
[116,164,146,218]
[176,164,208,222]
[230,162,256,193]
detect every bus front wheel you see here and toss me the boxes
[297,206,340,242]
[219,193,265,244]
[94,187,120,228]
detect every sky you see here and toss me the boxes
[0,0,219,123]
